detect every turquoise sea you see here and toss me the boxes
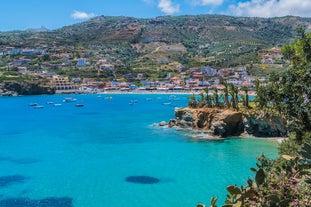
[0,94,278,207]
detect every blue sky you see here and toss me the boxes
[1,0,311,31]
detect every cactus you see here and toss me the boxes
[255,168,265,186]
[210,196,218,207]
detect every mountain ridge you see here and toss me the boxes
[1,15,311,69]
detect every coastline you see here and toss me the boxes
[158,106,287,139]
[97,90,198,95]
[156,124,286,143]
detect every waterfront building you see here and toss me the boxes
[51,75,78,92]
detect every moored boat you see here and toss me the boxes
[34,105,44,109]
[63,98,77,102]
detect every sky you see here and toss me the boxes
[0,0,311,31]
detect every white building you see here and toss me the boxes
[77,58,87,67]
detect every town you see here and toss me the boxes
[0,43,285,95]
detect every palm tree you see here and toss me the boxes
[212,87,219,108]
[188,93,196,108]
[229,83,239,111]
[203,87,212,107]
[241,86,249,108]
[220,79,230,108]
[235,86,239,111]
[198,92,205,107]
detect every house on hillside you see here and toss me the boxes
[157,59,169,64]
[12,59,31,67]
[192,72,204,81]
[201,66,217,76]
[77,58,87,67]
[237,67,248,78]
[99,64,115,71]
[170,76,185,86]
[187,79,199,88]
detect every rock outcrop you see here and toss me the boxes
[168,107,287,138]
[0,81,55,96]
[243,112,287,137]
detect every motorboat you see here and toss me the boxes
[34,105,44,109]
[63,98,77,102]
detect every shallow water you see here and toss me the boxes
[0,94,278,207]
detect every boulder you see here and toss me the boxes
[168,119,177,127]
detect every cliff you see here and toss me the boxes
[168,107,287,138]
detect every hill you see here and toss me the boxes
[0,15,311,71]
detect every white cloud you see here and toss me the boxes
[71,11,96,20]
[230,0,311,17]
[158,0,180,15]
[196,0,224,6]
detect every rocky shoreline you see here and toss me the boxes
[160,107,287,138]
[0,81,55,96]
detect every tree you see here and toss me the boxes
[203,87,212,107]
[42,54,50,61]
[229,83,239,111]
[282,27,311,68]
[188,93,197,108]
[205,28,311,207]
[220,79,230,108]
[251,28,311,143]
[212,87,219,108]
[240,86,249,108]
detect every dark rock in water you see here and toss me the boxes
[0,197,73,207]
[11,158,40,165]
[168,119,177,127]
[0,175,28,188]
[0,156,39,165]
[125,176,160,184]
[0,156,11,162]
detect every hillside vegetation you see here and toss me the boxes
[1,15,311,70]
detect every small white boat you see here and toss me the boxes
[104,96,113,100]
[53,103,62,107]
[34,105,44,109]
[63,98,77,102]
[162,102,172,105]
